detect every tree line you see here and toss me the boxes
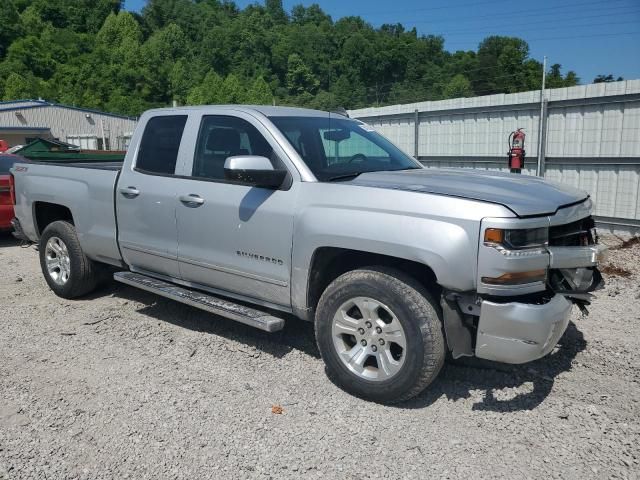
[0,0,584,116]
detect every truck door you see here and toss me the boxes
[116,114,188,279]
[173,113,298,308]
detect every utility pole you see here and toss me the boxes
[414,109,419,159]
[100,119,108,151]
[536,56,547,177]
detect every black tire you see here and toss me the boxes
[315,267,445,404]
[39,220,99,299]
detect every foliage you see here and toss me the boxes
[0,0,585,115]
[443,74,474,99]
[593,74,623,83]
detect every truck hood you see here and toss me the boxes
[350,168,589,217]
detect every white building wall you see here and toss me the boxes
[349,80,640,230]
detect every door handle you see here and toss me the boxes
[119,186,140,198]
[179,194,205,207]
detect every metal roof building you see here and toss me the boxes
[0,99,137,150]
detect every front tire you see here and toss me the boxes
[39,221,99,299]
[315,267,445,404]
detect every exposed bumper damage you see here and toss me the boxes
[475,294,572,363]
[547,244,606,314]
[443,243,606,364]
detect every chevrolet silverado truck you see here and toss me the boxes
[10,106,604,403]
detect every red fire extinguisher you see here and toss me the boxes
[507,128,526,174]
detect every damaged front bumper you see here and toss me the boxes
[475,294,572,363]
[444,244,606,364]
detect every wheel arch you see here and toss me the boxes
[33,202,75,237]
[304,247,441,320]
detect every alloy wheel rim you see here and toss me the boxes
[45,236,71,286]
[331,296,407,381]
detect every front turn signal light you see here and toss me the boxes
[484,228,504,244]
[481,269,547,285]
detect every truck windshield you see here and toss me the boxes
[268,116,422,181]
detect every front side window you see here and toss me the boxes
[136,115,187,175]
[268,115,421,181]
[192,116,275,180]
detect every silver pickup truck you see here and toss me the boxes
[11,106,604,403]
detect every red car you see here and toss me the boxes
[0,154,22,231]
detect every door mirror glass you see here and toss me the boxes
[223,155,287,189]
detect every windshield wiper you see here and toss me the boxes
[326,172,363,182]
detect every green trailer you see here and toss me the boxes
[15,138,125,163]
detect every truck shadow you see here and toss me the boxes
[0,232,20,248]
[100,282,321,360]
[402,321,587,412]
[94,281,585,412]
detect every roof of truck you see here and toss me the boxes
[144,105,347,118]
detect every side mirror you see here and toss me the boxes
[223,155,287,189]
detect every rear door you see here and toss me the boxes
[116,114,188,278]
[173,112,299,308]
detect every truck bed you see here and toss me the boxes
[12,161,123,267]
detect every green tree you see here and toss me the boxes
[266,0,287,24]
[286,53,319,96]
[594,74,623,83]
[443,74,474,98]
[3,72,39,100]
[96,11,143,57]
[169,59,193,105]
[28,0,121,33]
[0,0,585,115]
[473,36,530,94]
[3,36,57,78]
[219,74,246,103]
[246,76,273,105]
[0,1,21,59]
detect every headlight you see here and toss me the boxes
[484,227,548,250]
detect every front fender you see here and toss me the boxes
[290,204,481,313]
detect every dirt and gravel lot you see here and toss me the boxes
[0,233,639,479]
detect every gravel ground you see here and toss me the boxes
[1,233,639,480]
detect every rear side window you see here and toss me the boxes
[136,115,187,175]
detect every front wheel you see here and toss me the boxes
[39,221,99,299]
[315,267,445,404]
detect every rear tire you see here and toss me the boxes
[315,267,445,404]
[39,221,99,299]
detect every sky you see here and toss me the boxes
[123,0,640,85]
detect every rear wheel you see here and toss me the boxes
[39,221,99,299]
[315,267,445,403]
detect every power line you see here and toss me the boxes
[362,71,549,104]
[411,8,640,34]
[361,0,632,20]
[405,2,639,26]
[433,19,640,37]
[355,0,512,17]
[444,29,640,46]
